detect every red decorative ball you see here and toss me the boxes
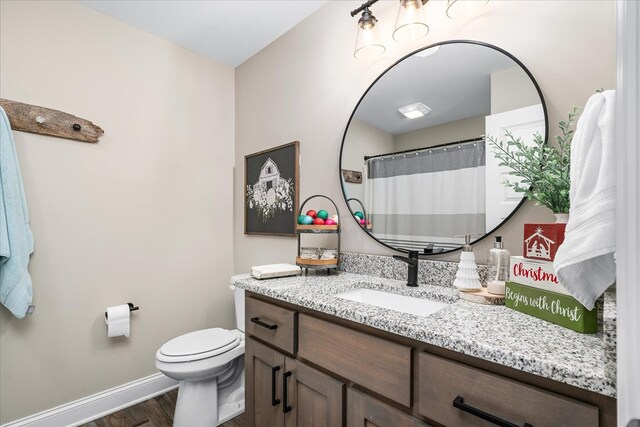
[313,217,325,225]
[306,210,317,219]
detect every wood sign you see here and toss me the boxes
[523,223,566,261]
[342,169,362,184]
[505,282,597,334]
[0,98,104,143]
[510,256,570,295]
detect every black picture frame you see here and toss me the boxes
[244,141,300,236]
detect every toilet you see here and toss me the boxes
[155,288,246,427]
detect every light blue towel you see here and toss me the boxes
[0,106,34,318]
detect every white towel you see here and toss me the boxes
[554,91,616,310]
[251,263,301,280]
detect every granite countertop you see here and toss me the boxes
[231,271,616,398]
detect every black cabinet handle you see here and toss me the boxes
[250,317,278,330]
[271,366,281,406]
[283,371,292,413]
[453,396,533,427]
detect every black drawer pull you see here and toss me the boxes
[283,371,292,413]
[271,366,281,406]
[453,396,533,427]
[250,317,278,330]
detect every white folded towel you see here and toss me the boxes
[251,263,301,280]
[554,90,616,310]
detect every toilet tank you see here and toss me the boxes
[234,287,245,332]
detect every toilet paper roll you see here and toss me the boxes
[105,304,130,338]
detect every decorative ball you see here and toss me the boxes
[301,215,314,225]
[359,218,366,225]
[297,215,307,225]
[324,218,336,226]
[313,217,325,225]
[329,214,339,224]
[317,210,329,220]
[354,211,365,220]
[306,210,317,219]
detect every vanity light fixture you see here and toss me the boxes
[398,102,431,119]
[351,0,489,60]
[393,0,429,43]
[351,0,386,60]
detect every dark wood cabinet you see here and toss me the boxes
[246,337,285,427]
[347,388,429,427]
[246,337,345,427]
[245,296,297,354]
[245,291,614,427]
[284,357,344,427]
[298,313,411,407]
[419,353,599,427]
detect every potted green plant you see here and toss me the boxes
[487,107,578,223]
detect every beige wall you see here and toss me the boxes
[394,115,485,152]
[235,0,615,271]
[491,66,542,114]
[0,1,235,423]
[342,118,395,203]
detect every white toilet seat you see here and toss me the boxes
[157,328,240,363]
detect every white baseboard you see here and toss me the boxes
[1,373,179,427]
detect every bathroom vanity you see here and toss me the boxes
[233,271,616,427]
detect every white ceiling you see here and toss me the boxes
[354,43,520,135]
[80,0,329,67]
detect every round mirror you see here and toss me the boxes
[340,41,547,254]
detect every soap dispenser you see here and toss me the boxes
[453,235,482,291]
[486,236,510,295]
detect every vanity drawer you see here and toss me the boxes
[245,296,297,354]
[419,353,599,427]
[298,314,411,407]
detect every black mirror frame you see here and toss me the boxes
[338,40,549,256]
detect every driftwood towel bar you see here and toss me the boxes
[0,98,104,143]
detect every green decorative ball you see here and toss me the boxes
[354,211,365,220]
[297,215,307,225]
[301,215,314,225]
[317,210,329,220]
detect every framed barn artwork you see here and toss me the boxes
[244,141,300,236]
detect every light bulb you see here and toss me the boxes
[393,0,429,43]
[354,8,385,60]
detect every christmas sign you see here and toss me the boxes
[523,223,566,261]
[505,282,597,334]
[510,256,570,295]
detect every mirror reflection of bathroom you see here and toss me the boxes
[341,42,546,253]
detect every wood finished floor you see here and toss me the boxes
[79,389,246,427]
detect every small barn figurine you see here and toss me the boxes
[523,224,566,261]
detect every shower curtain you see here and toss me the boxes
[364,142,486,250]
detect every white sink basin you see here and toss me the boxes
[335,288,448,317]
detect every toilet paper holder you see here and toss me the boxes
[104,303,139,320]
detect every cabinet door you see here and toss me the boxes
[347,388,430,427]
[284,357,344,427]
[246,337,286,427]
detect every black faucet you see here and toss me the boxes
[393,251,419,287]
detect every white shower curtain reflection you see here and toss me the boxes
[364,141,486,250]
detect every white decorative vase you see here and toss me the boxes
[554,213,569,224]
[453,251,482,292]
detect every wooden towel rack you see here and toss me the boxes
[0,98,104,143]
